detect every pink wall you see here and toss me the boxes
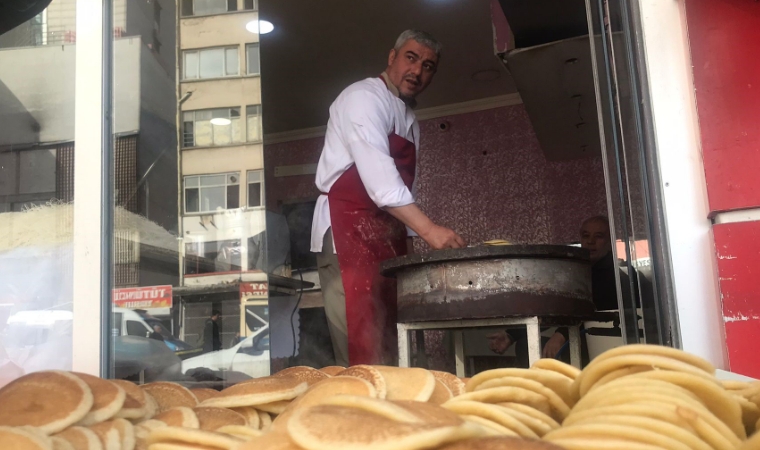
[264,104,608,247]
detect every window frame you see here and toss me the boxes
[182,107,243,149]
[180,0,239,18]
[246,170,264,208]
[184,172,241,214]
[246,105,263,143]
[182,46,240,81]
[245,43,260,76]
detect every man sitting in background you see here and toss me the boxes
[487,216,620,366]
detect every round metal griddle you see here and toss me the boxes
[381,245,594,323]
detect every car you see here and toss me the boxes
[114,308,194,353]
[181,325,270,379]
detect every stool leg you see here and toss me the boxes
[569,326,582,369]
[398,324,411,368]
[453,330,465,377]
[526,318,541,367]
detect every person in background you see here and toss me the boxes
[312,30,465,367]
[148,324,164,342]
[202,310,222,353]
[487,216,619,366]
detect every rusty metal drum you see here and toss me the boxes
[380,245,594,323]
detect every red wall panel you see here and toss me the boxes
[686,0,760,213]
[713,220,760,377]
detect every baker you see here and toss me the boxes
[311,30,466,367]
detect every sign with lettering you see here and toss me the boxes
[113,286,172,309]
[240,282,268,301]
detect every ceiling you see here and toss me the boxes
[258,0,517,135]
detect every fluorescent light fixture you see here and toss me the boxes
[210,118,231,126]
[246,20,274,34]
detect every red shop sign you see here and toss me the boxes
[113,286,173,309]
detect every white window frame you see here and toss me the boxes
[181,0,237,18]
[183,46,239,80]
[182,107,243,148]
[247,170,264,208]
[184,172,241,214]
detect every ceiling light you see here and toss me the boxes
[210,118,231,126]
[246,20,274,35]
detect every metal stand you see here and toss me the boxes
[398,316,584,377]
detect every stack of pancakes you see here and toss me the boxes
[3,346,760,450]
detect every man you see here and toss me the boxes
[202,310,222,353]
[488,216,619,365]
[148,324,165,342]
[312,30,466,367]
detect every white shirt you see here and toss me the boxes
[310,74,420,253]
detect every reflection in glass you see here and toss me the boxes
[246,44,260,75]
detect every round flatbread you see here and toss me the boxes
[531,358,581,380]
[87,420,122,450]
[436,437,566,450]
[141,383,198,412]
[51,436,75,450]
[145,427,244,450]
[111,418,135,450]
[258,411,272,431]
[229,407,260,430]
[0,371,94,434]
[190,389,221,404]
[254,401,290,415]
[0,426,52,450]
[428,379,454,405]
[273,367,330,387]
[318,367,345,377]
[111,380,155,421]
[431,371,467,397]
[54,426,102,450]
[153,407,200,428]
[215,425,262,440]
[235,432,301,450]
[335,366,387,399]
[392,400,464,426]
[73,374,126,426]
[200,377,307,409]
[371,366,435,402]
[194,407,247,431]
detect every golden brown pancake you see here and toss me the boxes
[111,379,155,420]
[392,400,464,426]
[235,432,301,450]
[428,379,454,405]
[372,366,436,402]
[87,420,122,450]
[112,418,135,450]
[257,411,272,430]
[51,436,75,450]
[72,373,126,426]
[54,426,102,450]
[0,371,94,434]
[273,366,330,387]
[145,427,244,450]
[0,426,52,450]
[335,366,387,399]
[193,407,247,431]
[436,436,566,450]
[214,425,261,440]
[200,377,307,408]
[318,366,345,377]
[253,401,290,415]
[134,420,166,450]
[431,371,467,397]
[229,407,260,430]
[153,407,200,428]
[141,383,198,412]
[190,389,221,404]
[442,401,539,439]
[287,404,481,450]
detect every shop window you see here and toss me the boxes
[243,0,258,11]
[184,173,240,214]
[183,47,239,80]
[246,105,262,143]
[182,108,242,148]
[245,44,260,75]
[247,170,263,208]
[185,239,243,274]
[181,0,236,17]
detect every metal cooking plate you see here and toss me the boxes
[381,245,594,323]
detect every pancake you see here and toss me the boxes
[257,411,272,431]
[442,402,539,439]
[436,437,566,450]
[428,379,454,405]
[87,420,122,450]
[229,407,260,430]
[254,401,290,415]
[214,425,262,440]
[73,374,127,426]
[51,436,75,450]
[431,371,467,397]
[141,383,198,412]
[147,444,221,450]
[145,427,244,450]
[531,358,581,380]
[460,415,518,436]
[112,418,136,450]
[193,407,247,431]
[0,426,52,450]
[112,380,155,420]
[448,387,552,417]
[134,420,166,450]
[190,389,221,404]
[235,432,301,450]
[0,371,94,434]
[200,377,307,408]
[271,377,377,431]
[319,395,422,423]
[392,400,464,426]
[318,367,345,377]
[54,426,103,450]
[153,407,200,428]
[372,366,435,402]
[335,366,387,399]
[273,366,330,387]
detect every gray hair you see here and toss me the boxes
[394,30,442,57]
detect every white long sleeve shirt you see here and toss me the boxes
[310,73,420,253]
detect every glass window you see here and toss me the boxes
[188,0,230,16]
[183,108,243,148]
[243,0,258,11]
[246,44,260,75]
[246,105,262,142]
[184,173,240,214]
[183,47,238,80]
[247,171,263,208]
[126,320,149,337]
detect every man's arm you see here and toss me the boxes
[386,204,465,249]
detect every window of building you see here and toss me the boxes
[183,108,243,148]
[184,173,240,214]
[246,44,260,75]
[183,47,238,80]
[243,0,258,11]
[246,105,262,142]
[180,0,236,17]
[247,170,263,208]
[126,320,149,337]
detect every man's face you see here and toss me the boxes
[153,325,162,333]
[581,220,612,263]
[211,314,219,321]
[386,39,439,100]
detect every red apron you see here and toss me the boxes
[327,132,416,365]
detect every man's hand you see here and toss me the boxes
[420,224,466,250]
[542,332,567,358]
[487,330,513,355]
